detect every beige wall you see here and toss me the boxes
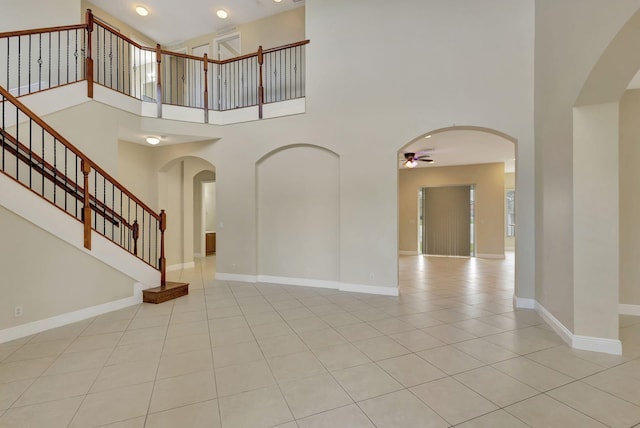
[170,7,305,56]
[83,1,157,47]
[118,141,158,210]
[620,89,640,307]
[534,0,640,333]
[0,206,134,330]
[0,0,79,31]
[399,163,505,257]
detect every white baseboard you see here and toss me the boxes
[216,272,258,283]
[399,251,419,256]
[513,295,536,309]
[476,253,506,259]
[216,273,399,296]
[619,304,640,316]
[0,282,149,344]
[535,300,622,355]
[167,262,196,272]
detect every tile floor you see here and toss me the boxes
[1,254,640,427]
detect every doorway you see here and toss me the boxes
[419,185,475,257]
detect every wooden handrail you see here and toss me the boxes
[0,24,86,39]
[262,39,310,54]
[0,85,161,222]
[92,17,154,51]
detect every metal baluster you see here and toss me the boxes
[48,33,51,89]
[57,31,61,87]
[28,35,31,94]
[18,36,21,96]
[66,30,70,84]
[38,34,42,91]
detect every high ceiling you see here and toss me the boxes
[400,129,516,173]
[90,0,304,46]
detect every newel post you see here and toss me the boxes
[159,209,167,286]
[85,9,94,98]
[203,53,209,123]
[81,158,91,250]
[258,45,264,119]
[156,44,163,118]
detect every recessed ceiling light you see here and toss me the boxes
[274,0,283,2]
[216,9,228,19]
[146,136,160,145]
[424,135,432,138]
[135,5,149,16]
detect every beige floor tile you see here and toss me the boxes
[210,326,255,347]
[244,311,283,326]
[127,315,171,331]
[352,308,394,322]
[279,307,315,321]
[455,409,530,428]
[250,321,294,339]
[410,377,498,425]
[218,385,293,428]
[208,305,243,319]
[65,331,123,353]
[417,345,485,375]
[149,370,217,413]
[453,338,519,364]
[452,319,504,337]
[69,382,154,427]
[389,329,445,352]
[0,396,83,428]
[321,312,362,327]
[169,309,207,324]
[397,312,444,328]
[483,331,558,355]
[547,381,640,428]
[118,326,167,346]
[353,336,410,361]
[298,328,347,350]
[0,379,34,410]
[3,338,71,362]
[156,348,213,380]
[146,399,221,428]
[26,321,91,344]
[267,350,327,383]
[287,316,330,333]
[0,357,56,384]
[377,353,446,387]
[90,359,158,393]
[212,340,263,368]
[99,416,146,427]
[13,368,98,407]
[491,357,573,391]
[505,394,607,428]
[422,325,477,344]
[368,317,415,335]
[526,347,604,379]
[215,359,275,396]
[279,372,352,418]
[81,318,131,336]
[44,347,111,375]
[582,369,640,406]
[313,343,371,371]
[358,389,448,428]
[297,404,375,428]
[209,316,249,332]
[335,323,383,342]
[454,366,538,407]
[166,320,209,338]
[332,362,403,401]
[162,333,211,356]
[106,340,164,366]
[258,334,308,358]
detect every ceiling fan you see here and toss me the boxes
[402,151,434,168]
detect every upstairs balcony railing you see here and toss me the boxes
[0,84,167,284]
[0,9,309,121]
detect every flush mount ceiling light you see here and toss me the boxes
[424,135,432,138]
[216,9,228,19]
[273,0,283,2]
[146,136,160,145]
[135,5,149,16]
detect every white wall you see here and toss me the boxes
[0,0,79,31]
[204,182,217,231]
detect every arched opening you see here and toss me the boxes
[397,126,518,300]
[158,156,216,289]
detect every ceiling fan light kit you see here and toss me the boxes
[403,152,434,168]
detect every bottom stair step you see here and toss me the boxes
[143,282,189,304]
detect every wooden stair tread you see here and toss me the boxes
[143,282,189,304]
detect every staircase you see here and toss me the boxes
[0,84,188,306]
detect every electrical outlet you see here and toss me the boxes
[14,305,23,317]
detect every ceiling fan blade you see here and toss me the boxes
[419,158,434,163]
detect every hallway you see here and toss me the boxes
[0,255,639,427]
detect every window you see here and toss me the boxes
[506,190,515,237]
